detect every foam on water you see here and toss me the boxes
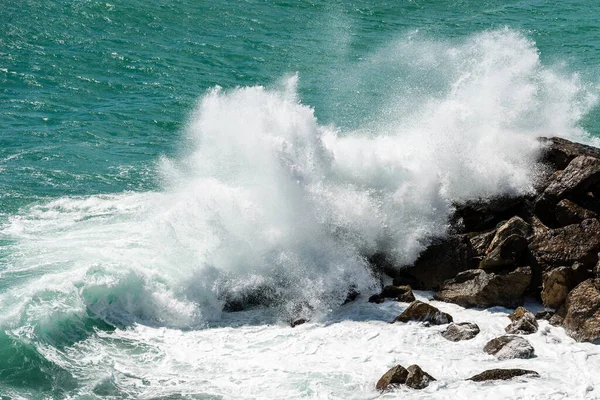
[1,29,599,398]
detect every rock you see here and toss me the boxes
[291,318,308,327]
[541,263,588,309]
[405,365,436,389]
[468,368,540,382]
[375,364,435,391]
[375,365,408,391]
[549,312,565,327]
[343,286,360,304]
[450,196,529,233]
[505,307,538,334]
[368,294,384,304]
[392,300,453,325]
[535,310,554,320]
[434,267,532,309]
[441,322,480,341]
[479,234,529,271]
[399,235,476,290]
[561,279,600,342]
[556,199,597,227]
[529,218,600,271]
[538,137,600,171]
[469,230,496,258]
[381,285,415,302]
[486,216,532,253]
[483,335,535,360]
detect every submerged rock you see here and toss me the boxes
[561,279,600,342]
[290,318,308,328]
[505,307,538,335]
[441,322,480,341]
[434,267,531,309]
[368,294,384,304]
[375,364,435,391]
[468,369,540,382]
[392,300,453,325]
[483,335,535,360]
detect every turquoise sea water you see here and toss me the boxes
[3,1,600,398]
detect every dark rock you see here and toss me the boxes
[381,285,415,303]
[483,335,535,360]
[392,300,453,325]
[505,307,538,334]
[486,216,532,253]
[549,311,565,326]
[538,137,600,171]
[561,279,600,342]
[434,267,532,309]
[479,234,529,271]
[529,218,600,271]
[468,368,540,382]
[343,286,360,304]
[368,294,384,304]
[469,230,496,258]
[368,252,397,278]
[450,196,530,233]
[376,365,408,391]
[556,199,597,227]
[535,310,554,320]
[541,263,588,309]
[400,235,476,290]
[441,322,480,341]
[405,365,436,389]
[291,318,308,328]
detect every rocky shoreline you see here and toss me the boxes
[368,136,600,391]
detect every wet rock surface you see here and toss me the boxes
[483,335,535,360]
[468,369,540,382]
[505,307,538,334]
[393,300,453,325]
[441,322,480,341]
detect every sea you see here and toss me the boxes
[3,1,600,399]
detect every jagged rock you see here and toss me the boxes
[479,234,529,271]
[368,294,384,304]
[549,311,565,327]
[381,285,415,302]
[561,279,600,342]
[483,335,535,360]
[535,310,554,320]
[376,365,408,391]
[541,263,588,309]
[375,364,435,391]
[486,216,532,253]
[468,369,540,382]
[398,235,476,290]
[529,218,600,271]
[450,196,529,233]
[556,199,597,226]
[392,301,453,325]
[405,365,436,389]
[441,322,480,341]
[434,267,532,309]
[538,137,600,171]
[505,307,538,334]
[469,230,496,258]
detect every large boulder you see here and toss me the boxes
[505,307,538,334]
[398,235,476,290]
[441,322,480,341]
[541,263,588,309]
[376,364,435,391]
[561,279,600,342]
[555,199,597,227]
[486,216,532,253]
[538,137,600,171]
[392,300,453,325]
[450,196,529,233]
[529,218,600,271]
[483,335,535,360]
[469,230,496,258]
[479,234,529,271]
[468,369,539,382]
[434,267,532,309]
[405,365,436,389]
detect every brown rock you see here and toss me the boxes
[538,137,600,171]
[541,263,588,309]
[392,300,453,325]
[505,307,538,334]
[483,335,535,360]
[450,196,530,233]
[529,218,600,271]
[441,322,480,341]
[556,199,597,227]
[376,365,408,391]
[381,285,415,302]
[469,230,496,258]
[561,279,600,342]
[434,267,532,309]
[535,310,554,320]
[479,234,529,271]
[468,368,539,382]
[405,365,436,389]
[486,216,532,253]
